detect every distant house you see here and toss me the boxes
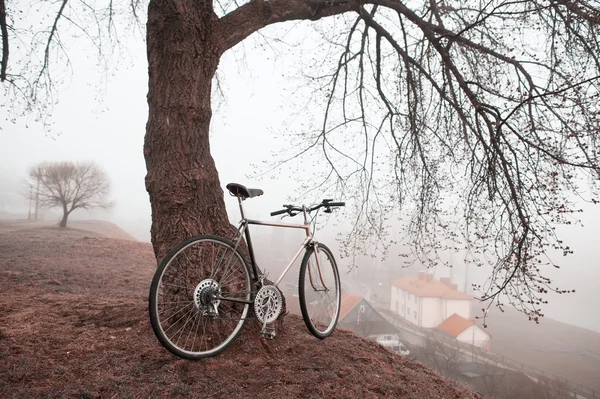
[338,292,401,342]
[390,272,472,328]
[437,313,491,350]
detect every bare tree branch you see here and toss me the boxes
[0,0,8,81]
[220,0,361,52]
[38,0,69,84]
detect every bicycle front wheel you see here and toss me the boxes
[149,235,252,359]
[298,243,341,339]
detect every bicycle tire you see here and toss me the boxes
[298,243,341,339]
[149,235,252,359]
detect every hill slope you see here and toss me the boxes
[0,219,138,241]
[0,226,480,398]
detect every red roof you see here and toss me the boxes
[391,276,471,300]
[437,313,474,337]
[338,292,364,320]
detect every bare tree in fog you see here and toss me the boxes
[1,0,600,322]
[418,331,462,378]
[27,162,113,228]
[478,360,505,398]
[535,377,571,399]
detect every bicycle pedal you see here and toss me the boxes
[261,327,276,340]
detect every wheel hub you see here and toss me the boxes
[194,279,221,316]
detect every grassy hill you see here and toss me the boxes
[0,224,480,398]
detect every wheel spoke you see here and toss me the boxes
[160,302,194,324]
[164,305,196,335]
[173,306,197,347]
[183,311,200,351]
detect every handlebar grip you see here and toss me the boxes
[328,202,345,207]
[270,209,288,216]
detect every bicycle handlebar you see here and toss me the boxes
[270,201,345,217]
[270,209,288,216]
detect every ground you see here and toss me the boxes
[0,221,482,398]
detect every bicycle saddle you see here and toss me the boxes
[226,183,264,199]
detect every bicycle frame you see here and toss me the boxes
[229,196,322,288]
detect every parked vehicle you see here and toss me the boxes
[376,335,410,356]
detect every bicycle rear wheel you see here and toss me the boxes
[149,235,252,359]
[298,243,341,339]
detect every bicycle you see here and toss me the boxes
[149,182,345,359]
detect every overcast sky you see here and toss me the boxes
[1,21,599,333]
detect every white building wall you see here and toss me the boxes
[390,286,398,313]
[391,286,408,320]
[457,325,490,348]
[391,287,473,328]
[443,299,471,320]
[407,291,418,324]
[391,287,422,325]
[420,297,442,327]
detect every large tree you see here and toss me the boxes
[1,0,599,320]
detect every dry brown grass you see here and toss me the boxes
[0,226,482,398]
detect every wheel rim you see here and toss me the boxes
[302,246,340,335]
[153,238,251,357]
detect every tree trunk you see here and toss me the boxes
[144,1,287,343]
[144,0,230,261]
[59,204,69,228]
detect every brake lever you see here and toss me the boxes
[280,210,300,219]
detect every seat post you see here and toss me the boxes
[237,196,246,219]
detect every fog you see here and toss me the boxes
[1,27,599,336]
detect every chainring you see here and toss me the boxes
[254,285,283,324]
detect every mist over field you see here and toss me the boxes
[1,4,600,397]
[2,40,599,334]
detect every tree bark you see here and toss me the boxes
[144,0,230,261]
[59,203,68,228]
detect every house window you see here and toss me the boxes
[414,310,417,319]
[414,296,418,304]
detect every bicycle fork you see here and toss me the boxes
[307,243,329,292]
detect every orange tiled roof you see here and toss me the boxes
[338,292,364,320]
[437,313,474,337]
[391,276,471,300]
